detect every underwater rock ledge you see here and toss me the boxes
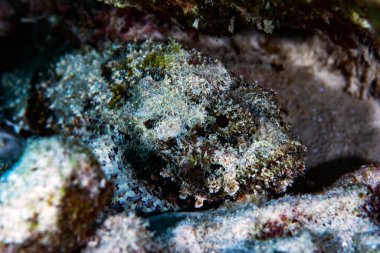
[99,0,380,52]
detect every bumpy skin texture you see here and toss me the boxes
[40,41,304,210]
[83,214,159,253]
[39,45,178,214]
[0,137,112,253]
[149,164,380,253]
[103,41,305,207]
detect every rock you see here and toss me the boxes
[39,40,304,211]
[83,214,159,253]
[332,163,380,189]
[0,137,112,252]
[98,0,379,46]
[148,164,380,253]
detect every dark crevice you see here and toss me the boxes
[288,156,370,194]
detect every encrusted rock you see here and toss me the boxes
[0,137,112,252]
[83,214,158,253]
[39,40,304,211]
[99,0,379,45]
[148,164,380,252]
[332,163,380,189]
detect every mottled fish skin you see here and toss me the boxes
[102,41,305,207]
[39,40,305,212]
